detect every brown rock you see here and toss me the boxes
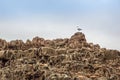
[68,32,86,48]
[0,39,7,50]
[45,40,55,48]
[97,77,108,80]
[25,39,32,49]
[55,48,67,55]
[70,32,86,42]
[8,40,24,50]
[0,32,120,80]
[32,36,45,47]
[42,47,55,56]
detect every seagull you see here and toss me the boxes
[77,26,82,31]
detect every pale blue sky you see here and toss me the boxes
[0,0,120,50]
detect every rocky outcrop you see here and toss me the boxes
[68,32,86,49]
[0,32,120,80]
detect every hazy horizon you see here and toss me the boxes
[0,0,120,50]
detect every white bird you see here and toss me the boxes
[77,26,82,31]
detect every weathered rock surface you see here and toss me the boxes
[0,32,120,80]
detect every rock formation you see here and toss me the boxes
[0,32,120,80]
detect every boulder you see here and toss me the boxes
[68,32,86,48]
[0,39,7,50]
[8,40,24,50]
[42,47,55,56]
[32,36,45,47]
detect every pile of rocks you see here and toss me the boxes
[0,32,120,80]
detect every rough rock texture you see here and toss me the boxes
[0,32,120,80]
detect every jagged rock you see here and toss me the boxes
[42,47,55,56]
[32,36,45,48]
[68,32,86,48]
[103,50,120,60]
[55,48,67,55]
[0,39,7,50]
[70,32,86,42]
[0,32,120,80]
[45,40,55,48]
[0,50,13,60]
[0,51,5,59]
[25,39,32,50]
[7,40,24,50]
[53,38,69,48]
[97,77,108,80]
